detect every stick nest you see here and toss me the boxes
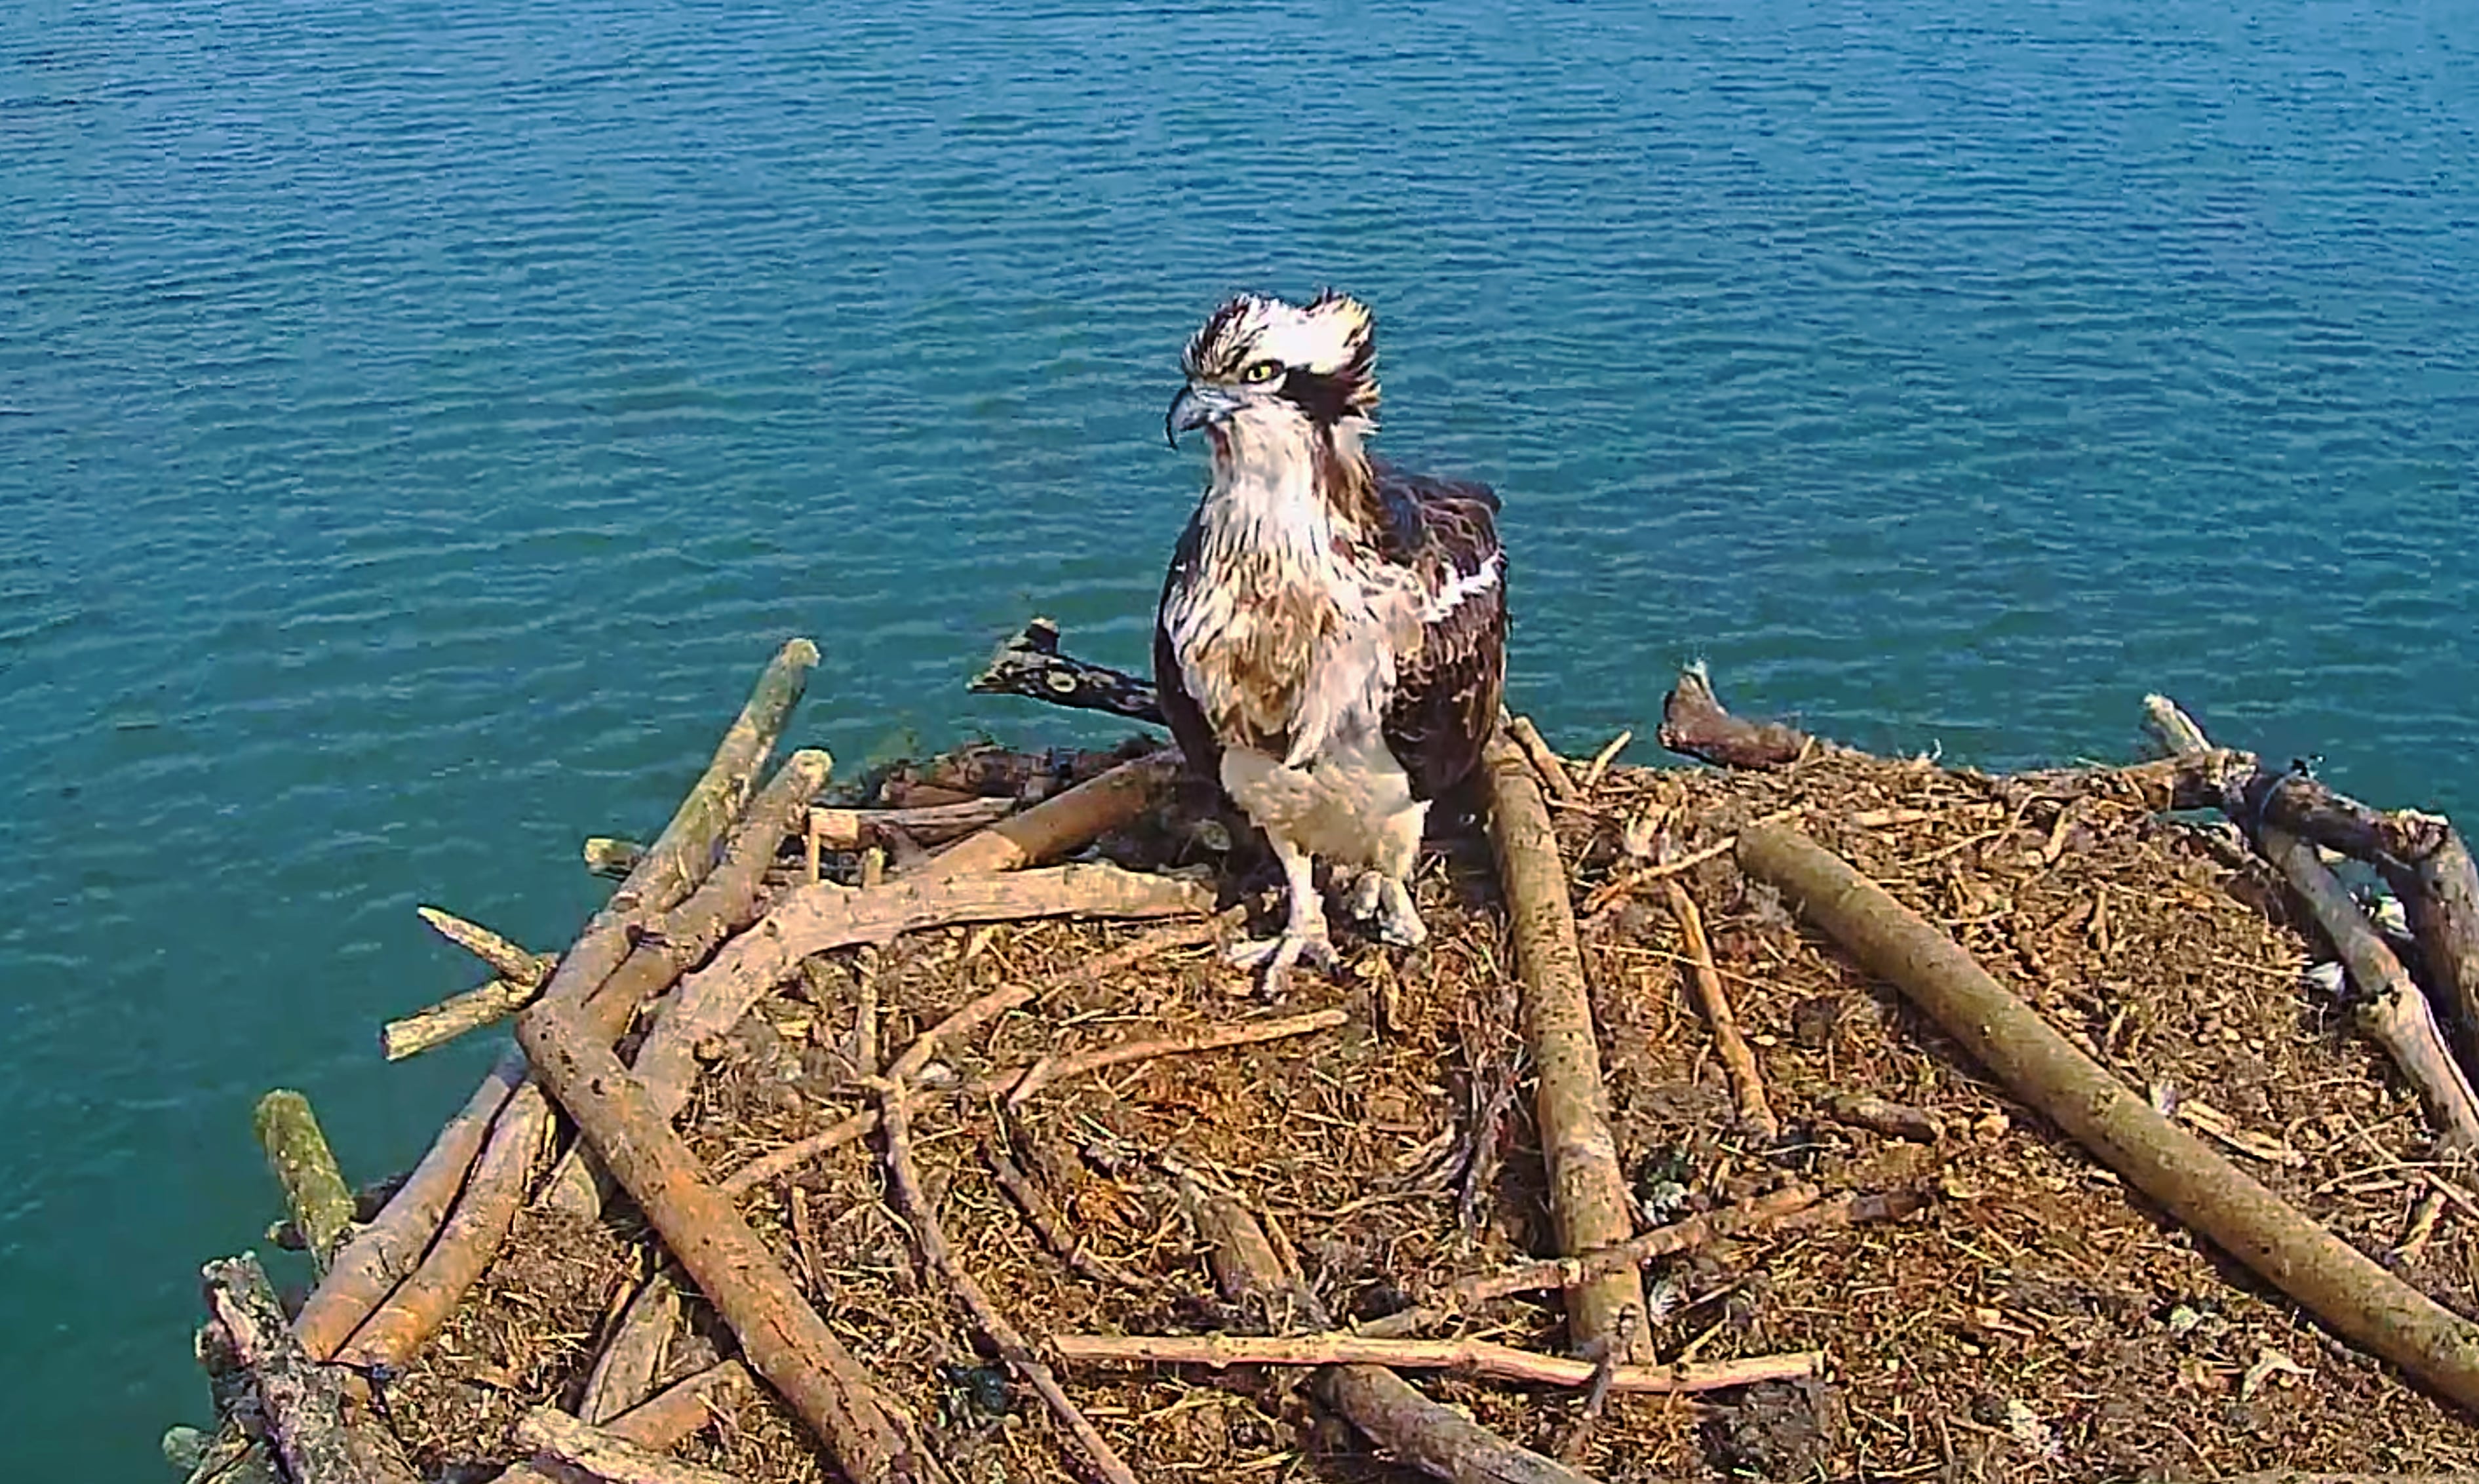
[376,741,2476,1481]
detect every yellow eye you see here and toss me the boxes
[1241,359,1283,385]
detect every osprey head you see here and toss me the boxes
[1165,290,1378,448]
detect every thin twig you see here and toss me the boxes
[1360,1183,1833,1338]
[877,1082,1138,1484]
[1578,729,1632,792]
[1505,714,1581,802]
[1006,1009,1347,1107]
[983,1137,1147,1291]
[1663,879,1778,1139]
[1578,806,1805,915]
[718,998,1333,1197]
[1052,1333,1820,1392]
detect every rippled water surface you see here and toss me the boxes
[5,0,2475,1470]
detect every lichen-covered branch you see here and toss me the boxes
[1479,726,1651,1359]
[1737,819,2479,1420]
[201,1254,422,1484]
[252,1091,357,1274]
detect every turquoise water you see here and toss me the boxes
[5,0,2474,1472]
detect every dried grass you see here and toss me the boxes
[380,745,2479,1483]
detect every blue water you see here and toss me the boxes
[4,0,2474,1472]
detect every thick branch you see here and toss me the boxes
[1736,820,2479,1418]
[908,752,1181,879]
[811,798,1014,853]
[516,1004,920,1483]
[538,750,836,1215]
[1656,662,1811,770]
[292,1045,528,1358]
[1184,1179,1599,1484]
[331,1082,550,1369]
[253,1091,357,1275]
[625,865,1211,1132]
[968,618,1166,724]
[2143,696,2479,1160]
[300,644,815,1355]
[493,1364,752,1484]
[1479,727,1650,1359]
[581,1271,680,1424]
[2262,823,2479,1158]
[1052,1333,1820,1393]
[201,1255,422,1484]
[513,1408,749,1484]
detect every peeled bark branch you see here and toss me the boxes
[1656,662,1811,770]
[296,642,817,1356]
[1184,1179,1600,1484]
[1479,727,1651,1360]
[252,1091,357,1276]
[1737,819,2479,1419]
[292,1045,528,1359]
[1052,1333,1820,1393]
[810,798,1014,853]
[492,1363,751,1484]
[513,1408,749,1484]
[623,865,1211,1134]
[517,1004,920,1483]
[1661,880,1777,1139]
[907,752,1181,879]
[537,750,836,1216]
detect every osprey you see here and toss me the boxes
[1156,290,1508,990]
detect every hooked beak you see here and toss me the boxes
[1164,382,1235,447]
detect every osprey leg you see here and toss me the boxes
[1345,802,1430,948]
[1227,832,1338,992]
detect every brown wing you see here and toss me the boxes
[1373,464,1508,802]
[1151,512,1224,789]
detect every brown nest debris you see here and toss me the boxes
[176,638,2479,1484]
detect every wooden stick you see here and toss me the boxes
[537,750,837,1215]
[1318,1365,1602,1484]
[1361,1184,1831,1339]
[1825,1092,1943,1143]
[492,1363,752,1484]
[967,617,1168,723]
[905,751,1180,879]
[383,910,558,1061]
[291,1045,527,1358]
[2381,811,2479,1072]
[716,991,1323,1198]
[625,865,1213,1130]
[331,1081,550,1369]
[876,1082,1139,1484]
[2143,697,2479,1159]
[1736,819,2479,1418]
[985,1139,1146,1291]
[513,1407,748,1484]
[201,1255,423,1484]
[2262,822,2479,1157]
[252,1092,357,1276]
[1479,726,1650,1359]
[1506,714,1582,802]
[1053,1332,1820,1393]
[1578,729,1631,793]
[298,645,815,1355]
[1656,661,1811,770]
[1004,1009,1346,1108]
[382,977,545,1062]
[810,799,1015,853]
[1661,880,1777,1139]
[418,907,555,985]
[581,1271,680,1424]
[517,1005,920,1483]
[1577,806,1805,916]
[1182,1177,1597,1484]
